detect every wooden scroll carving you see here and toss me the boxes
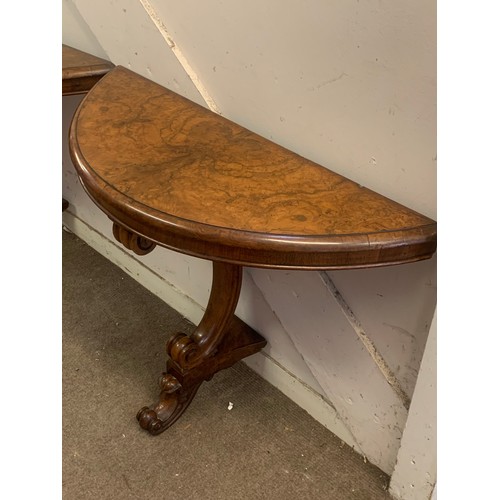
[112,222,156,256]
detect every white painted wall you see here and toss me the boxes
[62,0,107,58]
[390,312,436,499]
[62,0,436,479]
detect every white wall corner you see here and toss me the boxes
[389,310,436,499]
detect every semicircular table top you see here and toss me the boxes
[69,65,436,269]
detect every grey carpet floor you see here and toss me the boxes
[62,229,392,500]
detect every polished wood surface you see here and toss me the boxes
[70,66,436,269]
[68,65,436,436]
[62,44,114,96]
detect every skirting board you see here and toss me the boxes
[62,210,360,452]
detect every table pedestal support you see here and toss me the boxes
[135,260,267,435]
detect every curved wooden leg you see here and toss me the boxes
[137,261,267,435]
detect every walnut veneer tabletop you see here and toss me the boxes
[69,66,436,269]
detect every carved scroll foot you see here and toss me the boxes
[137,261,267,436]
[137,373,201,435]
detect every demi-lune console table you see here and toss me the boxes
[63,44,114,211]
[68,66,437,436]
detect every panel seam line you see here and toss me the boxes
[319,271,411,410]
[138,0,221,114]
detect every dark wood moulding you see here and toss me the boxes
[68,65,436,435]
[62,44,115,96]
